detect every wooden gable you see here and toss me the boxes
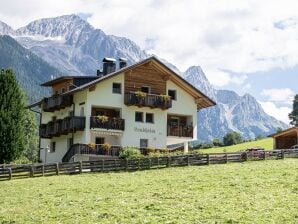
[124,62,169,95]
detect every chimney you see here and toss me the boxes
[102,57,116,75]
[96,69,103,77]
[119,58,127,69]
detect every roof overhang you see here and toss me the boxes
[269,127,298,138]
[63,56,216,109]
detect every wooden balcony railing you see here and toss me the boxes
[124,92,172,109]
[167,124,193,138]
[39,116,85,138]
[43,95,73,112]
[90,116,125,131]
[62,144,122,162]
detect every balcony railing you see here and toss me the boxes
[90,116,125,131]
[62,144,122,162]
[167,124,193,138]
[124,92,172,109]
[43,95,73,112]
[39,116,85,138]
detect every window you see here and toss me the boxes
[140,139,148,148]
[168,89,177,100]
[50,142,56,153]
[95,137,105,145]
[80,107,84,116]
[146,113,154,123]
[112,83,121,94]
[141,86,150,93]
[135,112,143,122]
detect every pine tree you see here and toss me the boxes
[0,69,27,163]
[289,94,298,126]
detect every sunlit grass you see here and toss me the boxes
[0,159,297,223]
[196,138,273,154]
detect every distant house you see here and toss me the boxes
[270,127,298,149]
[29,56,215,163]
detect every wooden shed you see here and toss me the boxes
[270,127,298,149]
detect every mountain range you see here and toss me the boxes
[0,14,288,141]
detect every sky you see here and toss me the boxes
[0,0,297,123]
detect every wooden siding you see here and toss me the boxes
[52,80,73,95]
[124,64,168,95]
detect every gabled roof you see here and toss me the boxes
[28,56,216,109]
[64,56,216,109]
[41,76,98,86]
[269,127,298,138]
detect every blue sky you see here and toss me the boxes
[0,0,297,123]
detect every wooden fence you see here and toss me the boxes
[0,149,297,181]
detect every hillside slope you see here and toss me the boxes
[0,35,60,102]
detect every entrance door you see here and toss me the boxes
[140,139,148,148]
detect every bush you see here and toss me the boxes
[223,131,243,146]
[119,147,142,159]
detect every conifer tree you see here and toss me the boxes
[0,69,27,163]
[289,94,298,126]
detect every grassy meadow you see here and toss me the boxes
[0,159,297,223]
[195,138,273,154]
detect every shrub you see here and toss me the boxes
[119,147,141,159]
[223,131,243,146]
[146,147,156,154]
[159,148,170,154]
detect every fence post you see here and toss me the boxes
[8,168,12,180]
[225,153,228,163]
[30,165,34,177]
[102,159,105,172]
[243,152,248,162]
[138,158,141,170]
[263,151,266,160]
[207,154,210,165]
[42,164,45,176]
[79,161,83,174]
[125,159,128,171]
[187,155,190,166]
[167,156,171,167]
[55,163,60,176]
[281,150,285,159]
[148,158,151,169]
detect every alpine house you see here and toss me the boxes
[29,56,216,163]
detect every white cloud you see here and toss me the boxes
[1,0,298,87]
[259,101,291,123]
[261,88,295,104]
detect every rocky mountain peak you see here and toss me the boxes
[184,66,216,100]
[0,21,14,35]
[16,14,94,45]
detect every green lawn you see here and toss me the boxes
[1,159,297,223]
[196,138,273,154]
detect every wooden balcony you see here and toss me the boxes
[39,116,85,138]
[90,116,125,131]
[167,124,193,138]
[62,144,122,162]
[124,92,172,109]
[43,95,73,112]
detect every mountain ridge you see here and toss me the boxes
[0,14,288,140]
